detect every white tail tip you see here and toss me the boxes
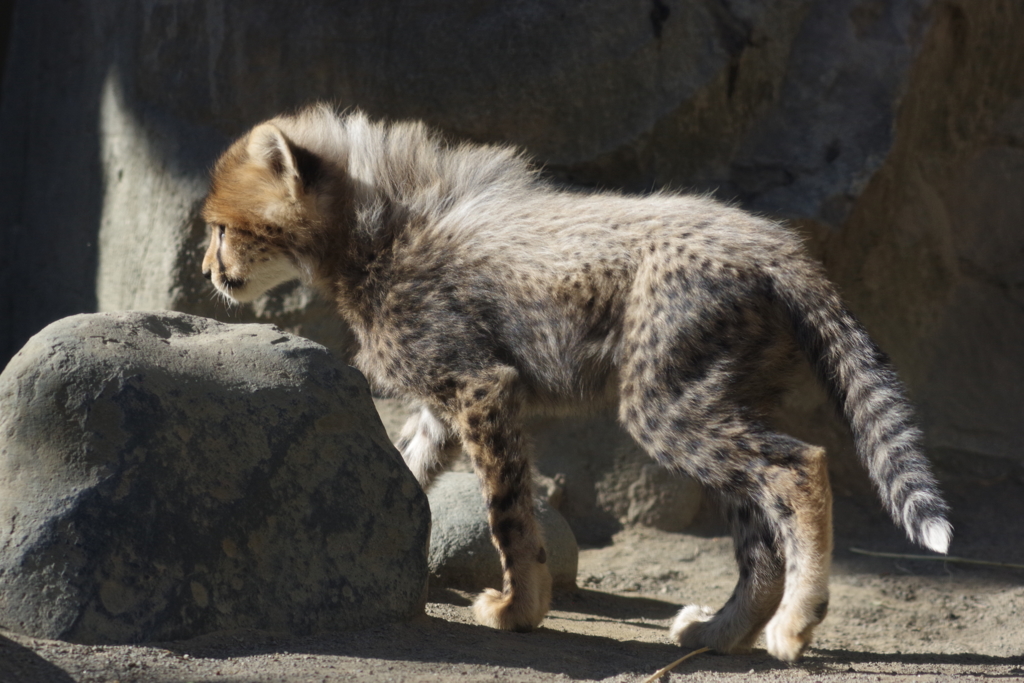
[920,518,953,554]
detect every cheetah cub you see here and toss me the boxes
[201,105,951,662]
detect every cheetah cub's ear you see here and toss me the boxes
[246,123,309,201]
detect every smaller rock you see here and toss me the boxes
[427,473,578,590]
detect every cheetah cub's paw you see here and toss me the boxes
[472,563,552,632]
[763,609,818,662]
[668,604,717,648]
[473,589,534,632]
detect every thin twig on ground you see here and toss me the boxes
[849,547,1024,570]
[641,646,711,683]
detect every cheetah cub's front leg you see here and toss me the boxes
[453,368,552,632]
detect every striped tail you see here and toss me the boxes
[771,265,952,554]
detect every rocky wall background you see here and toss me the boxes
[1,1,1021,521]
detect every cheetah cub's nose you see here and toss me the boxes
[202,269,212,280]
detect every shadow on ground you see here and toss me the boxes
[0,635,77,683]
[159,612,1024,682]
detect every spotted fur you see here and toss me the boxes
[201,105,951,662]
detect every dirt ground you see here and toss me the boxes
[3,428,1023,682]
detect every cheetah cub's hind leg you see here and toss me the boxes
[619,344,832,659]
[621,385,796,653]
[665,444,831,662]
[396,405,461,489]
[670,501,786,654]
[762,445,833,662]
[665,440,832,662]
[452,367,552,632]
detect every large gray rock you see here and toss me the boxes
[0,311,429,644]
[427,473,578,590]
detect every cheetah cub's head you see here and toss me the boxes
[201,122,328,303]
